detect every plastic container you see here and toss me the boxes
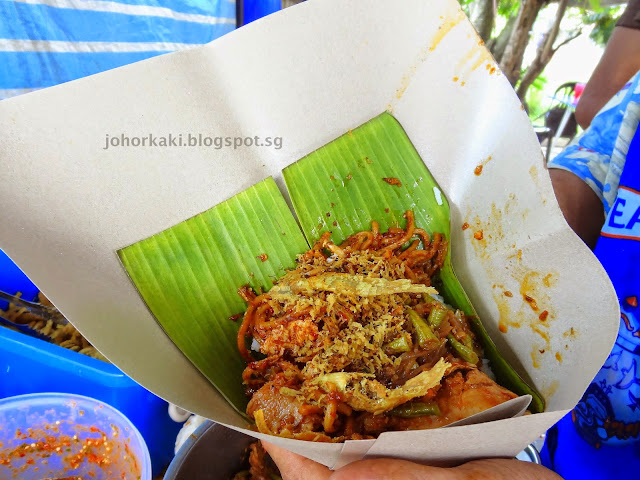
[0,392,151,480]
[164,421,253,480]
[0,248,182,476]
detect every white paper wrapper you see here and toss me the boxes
[0,0,619,468]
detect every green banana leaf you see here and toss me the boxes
[118,178,309,413]
[119,113,544,416]
[283,113,545,413]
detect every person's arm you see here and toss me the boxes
[546,71,640,248]
[262,441,563,480]
[549,170,604,249]
[575,1,640,130]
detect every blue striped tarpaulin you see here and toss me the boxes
[0,0,240,100]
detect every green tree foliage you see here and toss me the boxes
[584,5,625,45]
[464,0,624,103]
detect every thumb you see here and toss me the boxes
[261,441,333,480]
[331,458,457,480]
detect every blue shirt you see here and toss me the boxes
[542,72,640,478]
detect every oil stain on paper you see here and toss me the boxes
[465,194,577,400]
[388,5,466,111]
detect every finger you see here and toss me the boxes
[261,441,333,480]
[331,458,456,480]
[454,458,563,480]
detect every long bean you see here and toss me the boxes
[408,308,438,347]
[427,304,448,328]
[384,335,411,353]
[447,334,479,364]
[390,401,441,418]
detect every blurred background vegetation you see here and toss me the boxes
[287,0,625,125]
[459,0,625,121]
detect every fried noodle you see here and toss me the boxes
[236,211,518,441]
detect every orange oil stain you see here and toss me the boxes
[468,197,559,366]
[455,41,495,81]
[468,202,507,259]
[523,294,539,311]
[531,349,541,369]
[474,155,493,176]
[507,249,523,264]
[530,323,550,343]
[462,222,470,230]
[456,43,483,69]
[392,7,465,103]
[542,380,559,399]
[555,352,563,363]
[506,193,517,214]
[429,9,466,52]
[520,271,544,309]
[528,165,543,192]
[492,285,521,334]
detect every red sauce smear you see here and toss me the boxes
[382,177,402,187]
[461,222,470,230]
[474,165,483,176]
[256,254,268,262]
[473,230,484,240]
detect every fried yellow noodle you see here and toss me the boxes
[237,211,517,441]
[1,292,107,362]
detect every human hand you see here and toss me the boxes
[262,441,562,480]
